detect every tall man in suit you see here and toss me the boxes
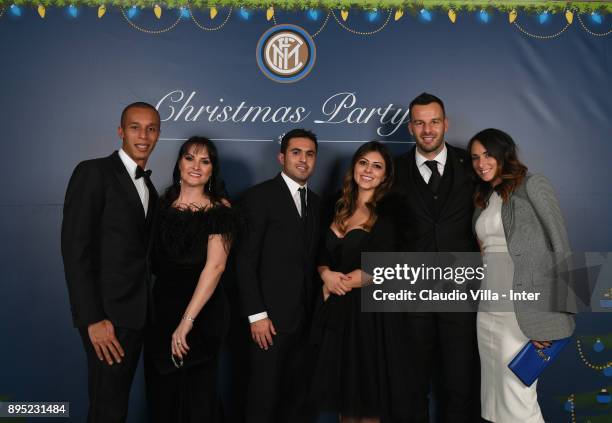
[389,93,479,422]
[237,129,320,423]
[61,102,161,422]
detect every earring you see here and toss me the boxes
[207,177,212,192]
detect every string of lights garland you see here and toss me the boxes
[571,337,612,418]
[568,394,576,423]
[271,9,330,39]
[120,6,182,34]
[577,12,612,36]
[0,2,611,14]
[1,4,610,41]
[331,9,392,36]
[565,386,612,419]
[576,339,612,371]
[513,17,571,39]
[188,5,232,31]
[311,11,330,38]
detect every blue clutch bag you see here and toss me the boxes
[508,337,571,386]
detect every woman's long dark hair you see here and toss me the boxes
[333,141,394,233]
[161,136,228,207]
[467,128,528,209]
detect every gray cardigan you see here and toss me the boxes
[473,173,576,341]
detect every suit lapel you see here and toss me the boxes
[274,174,304,234]
[145,181,158,227]
[438,144,466,218]
[304,189,319,251]
[501,189,516,251]
[110,151,146,222]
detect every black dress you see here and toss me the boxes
[144,204,238,423]
[311,216,412,423]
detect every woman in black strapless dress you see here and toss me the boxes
[312,142,411,423]
[145,137,238,423]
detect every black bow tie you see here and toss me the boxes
[135,166,152,180]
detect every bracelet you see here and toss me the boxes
[182,315,196,322]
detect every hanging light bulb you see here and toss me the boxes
[67,5,78,18]
[179,6,190,19]
[565,10,573,24]
[367,9,379,22]
[210,7,218,19]
[590,12,603,24]
[448,9,456,23]
[509,9,517,23]
[238,8,250,20]
[98,5,106,18]
[307,9,320,21]
[37,4,46,18]
[593,338,605,352]
[394,9,403,21]
[341,10,349,21]
[127,6,138,19]
[538,11,550,24]
[419,9,432,22]
[479,10,490,23]
[266,7,274,21]
[154,4,162,19]
[9,4,22,17]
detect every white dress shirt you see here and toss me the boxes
[415,144,447,184]
[280,171,308,217]
[118,148,150,217]
[248,172,308,324]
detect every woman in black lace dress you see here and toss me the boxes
[144,136,237,422]
[312,141,411,423]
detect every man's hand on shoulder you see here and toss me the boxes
[250,318,277,351]
[87,319,125,365]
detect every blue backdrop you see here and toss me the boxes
[1,7,611,422]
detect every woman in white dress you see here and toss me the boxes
[468,128,576,423]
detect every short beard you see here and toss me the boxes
[416,137,444,154]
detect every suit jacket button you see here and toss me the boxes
[433,195,438,200]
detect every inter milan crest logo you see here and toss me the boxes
[256,24,316,83]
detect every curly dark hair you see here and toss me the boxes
[333,141,394,233]
[467,128,528,209]
[161,136,228,207]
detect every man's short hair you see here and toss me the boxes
[280,128,318,154]
[120,102,161,127]
[408,93,446,120]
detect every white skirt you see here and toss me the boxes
[477,253,544,423]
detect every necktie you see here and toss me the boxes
[135,166,152,180]
[298,187,307,219]
[425,160,441,193]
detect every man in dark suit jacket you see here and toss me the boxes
[388,93,480,422]
[237,129,320,423]
[61,102,160,422]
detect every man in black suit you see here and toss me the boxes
[389,93,479,422]
[237,129,320,423]
[61,102,160,422]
